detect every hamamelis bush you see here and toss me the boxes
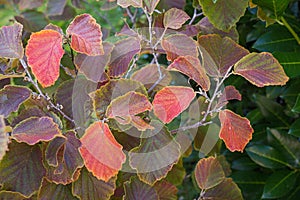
[0,0,294,199]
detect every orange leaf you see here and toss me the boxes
[153,86,195,123]
[67,13,104,56]
[25,29,64,87]
[219,109,253,152]
[168,55,210,91]
[79,122,126,182]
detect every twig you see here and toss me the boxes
[280,16,300,45]
[20,58,75,124]
[125,55,139,78]
[148,53,166,93]
[189,8,203,25]
[126,7,137,24]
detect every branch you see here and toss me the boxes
[189,8,203,25]
[20,58,75,124]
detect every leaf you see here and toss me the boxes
[292,94,300,113]
[18,0,43,10]
[0,191,29,200]
[106,91,153,131]
[161,34,198,61]
[158,0,186,10]
[163,8,190,29]
[15,10,49,32]
[38,179,78,200]
[202,178,243,200]
[25,29,64,87]
[92,79,147,119]
[117,0,143,8]
[253,0,290,19]
[131,64,171,91]
[75,42,114,83]
[108,37,141,77]
[198,34,249,77]
[66,13,104,56]
[12,116,62,145]
[153,180,178,200]
[0,85,31,117]
[219,109,253,152]
[129,121,181,185]
[153,86,195,124]
[198,17,239,42]
[0,141,46,197]
[262,170,298,199]
[45,131,84,184]
[198,0,248,31]
[0,23,24,59]
[46,0,67,16]
[168,55,210,91]
[123,176,159,200]
[231,157,258,171]
[217,86,242,108]
[273,52,300,78]
[246,144,289,169]
[289,118,300,137]
[79,121,126,182]
[194,157,226,190]
[0,73,25,80]
[234,52,289,87]
[0,115,8,161]
[73,167,117,200]
[267,129,300,168]
[143,0,160,14]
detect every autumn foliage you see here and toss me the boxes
[0,0,295,199]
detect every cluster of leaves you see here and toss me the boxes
[0,0,297,199]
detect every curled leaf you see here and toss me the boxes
[219,109,253,152]
[234,52,289,87]
[67,13,104,56]
[25,29,64,87]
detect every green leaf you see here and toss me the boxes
[0,141,46,197]
[165,158,186,186]
[246,144,290,169]
[0,115,8,161]
[231,157,259,171]
[289,118,300,137]
[253,25,300,53]
[73,168,117,200]
[273,52,300,78]
[0,85,31,117]
[198,0,248,31]
[194,157,226,190]
[262,170,298,199]
[292,94,300,113]
[129,121,181,185]
[234,52,289,87]
[267,128,300,168]
[252,0,289,19]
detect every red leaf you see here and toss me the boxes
[79,122,126,182]
[106,91,152,130]
[75,42,113,83]
[25,29,64,87]
[108,37,141,77]
[0,85,31,117]
[168,55,210,91]
[198,34,249,77]
[0,23,24,59]
[163,8,190,29]
[161,34,198,61]
[67,13,104,56]
[194,157,225,190]
[12,117,62,145]
[217,85,242,108]
[219,109,254,152]
[234,52,289,87]
[153,86,195,123]
[0,115,8,161]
